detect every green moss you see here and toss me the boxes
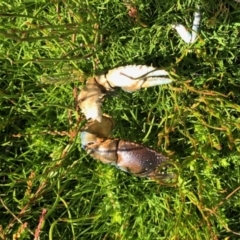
[1,0,240,239]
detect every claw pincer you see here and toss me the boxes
[78,65,173,182]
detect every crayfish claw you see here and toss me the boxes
[78,64,174,183]
[172,7,201,44]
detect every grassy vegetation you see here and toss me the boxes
[1,0,240,239]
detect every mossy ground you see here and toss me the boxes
[0,0,240,239]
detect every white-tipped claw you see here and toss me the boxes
[78,65,172,121]
[172,7,201,44]
[172,24,192,44]
[102,65,171,92]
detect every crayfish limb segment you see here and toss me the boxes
[77,77,106,122]
[80,115,115,148]
[116,140,168,177]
